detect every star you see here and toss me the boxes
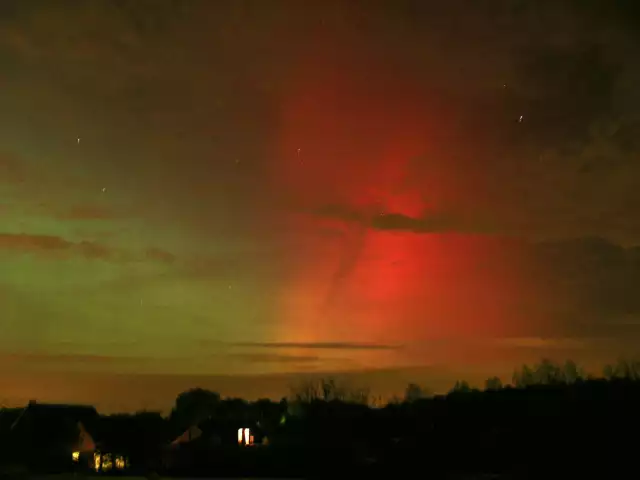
[77,137,81,144]
[102,187,107,193]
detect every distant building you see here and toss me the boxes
[7,400,129,473]
[164,418,265,472]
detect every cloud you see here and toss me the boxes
[0,233,113,260]
[228,353,320,364]
[0,232,176,264]
[232,342,403,351]
[309,204,497,309]
[0,352,150,365]
[145,247,176,264]
[4,351,319,368]
[525,236,640,336]
[491,337,590,350]
[0,233,72,252]
[57,206,117,220]
[312,204,494,235]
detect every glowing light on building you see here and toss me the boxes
[93,453,101,472]
[71,451,80,462]
[238,427,253,446]
[102,453,113,472]
[115,455,126,469]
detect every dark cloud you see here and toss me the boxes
[233,342,402,351]
[228,353,320,364]
[0,233,113,260]
[0,232,176,264]
[0,233,113,261]
[0,352,151,365]
[0,233,74,253]
[371,212,483,234]
[528,236,640,337]
[314,205,492,234]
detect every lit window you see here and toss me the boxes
[244,428,250,446]
[102,453,113,472]
[237,428,243,444]
[71,451,80,462]
[93,453,101,472]
[115,455,126,469]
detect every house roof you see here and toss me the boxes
[10,401,99,450]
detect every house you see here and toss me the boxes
[164,418,266,472]
[170,417,265,448]
[7,400,129,473]
[8,400,99,472]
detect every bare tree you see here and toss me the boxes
[290,379,322,403]
[603,358,640,380]
[290,377,369,404]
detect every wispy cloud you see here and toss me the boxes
[232,342,403,351]
[0,352,155,366]
[312,204,493,234]
[0,233,114,260]
[145,247,176,264]
[57,205,118,220]
[491,337,591,350]
[228,353,320,364]
[0,233,72,252]
[0,232,176,264]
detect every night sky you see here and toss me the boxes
[2,0,640,412]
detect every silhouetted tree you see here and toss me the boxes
[216,397,249,423]
[513,359,588,386]
[289,379,321,404]
[484,376,503,390]
[512,364,535,387]
[346,386,371,405]
[170,388,220,430]
[404,383,424,402]
[450,380,472,393]
[561,359,584,383]
[603,363,615,380]
[532,358,564,384]
[404,383,433,401]
[603,358,640,380]
[289,377,371,409]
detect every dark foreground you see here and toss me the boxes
[2,374,639,478]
